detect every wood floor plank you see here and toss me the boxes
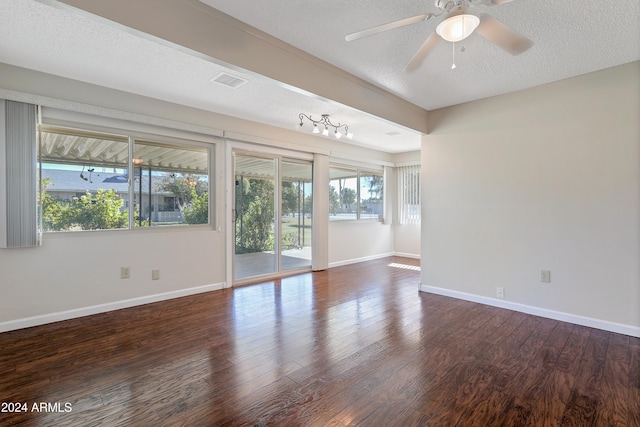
[594,333,631,426]
[559,388,599,427]
[629,336,640,427]
[448,315,556,425]
[0,256,636,426]
[519,322,581,426]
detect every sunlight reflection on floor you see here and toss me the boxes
[388,262,421,271]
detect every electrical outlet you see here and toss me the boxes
[152,269,160,280]
[496,287,504,299]
[121,267,130,279]
[541,269,551,283]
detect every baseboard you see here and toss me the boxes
[392,252,420,259]
[420,284,640,338]
[0,282,226,333]
[329,252,394,268]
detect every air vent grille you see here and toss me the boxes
[385,131,402,136]
[211,72,248,88]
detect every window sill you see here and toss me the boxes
[40,223,217,239]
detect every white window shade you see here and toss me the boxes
[398,165,421,225]
[0,100,37,248]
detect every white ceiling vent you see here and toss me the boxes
[211,72,248,88]
[385,131,401,136]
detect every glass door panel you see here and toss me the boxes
[234,154,277,280]
[281,160,312,271]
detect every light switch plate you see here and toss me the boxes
[541,269,551,283]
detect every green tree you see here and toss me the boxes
[329,185,340,215]
[235,177,274,253]
[41,178,72,231]
[183,188,208,224]
[42,187,128,231]
[341,187,357,210]
[281,181,300,217]
[155,174,207,210]
[69,189,128,230]
[365,175,384,200]
[304,194,313,217]
[155,173,208,225]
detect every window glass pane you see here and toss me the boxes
[39,128,129,231]
[359,172,384,220]
[38,125,212,232]
[133,141,209,226]
[281,160,312,271]
[329,167,358,221]
[234,155,276,279]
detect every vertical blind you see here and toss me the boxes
[2,100,37,248]
[398,164,421,225]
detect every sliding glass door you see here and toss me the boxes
[234,154,277,279]
[280,159,313,272]
[234,153,312,281]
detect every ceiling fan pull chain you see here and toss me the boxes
[451,41,457,69]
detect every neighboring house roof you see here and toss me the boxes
[42,169,172,196]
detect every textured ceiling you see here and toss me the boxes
[200,0,640,111]
[0,0,638,154]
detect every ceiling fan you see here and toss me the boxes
[345,0,533,72]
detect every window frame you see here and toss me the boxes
[132,137,211,228]
[37,121,215,234]
[329,163,384,222]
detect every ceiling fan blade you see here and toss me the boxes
[475,14,532,55]
[490,0,515,5]
[404,33,440,73]
[345,13,434,42]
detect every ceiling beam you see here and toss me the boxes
[54,0,429,134]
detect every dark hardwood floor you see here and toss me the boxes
[0,256,638,426]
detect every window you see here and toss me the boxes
[38,125,211,232]
[133,140,209,226]
[329,166,383,221]
[39,127,130,232]
[359,171,384,220]
[398,165,420,224]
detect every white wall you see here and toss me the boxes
[0,228,225,326]
[393,223,421,258]
[0,64,398,331]
[329,221,393,266]
[421,62,640,336]
[324,148,424,264]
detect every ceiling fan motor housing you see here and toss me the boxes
[434,0,477,12]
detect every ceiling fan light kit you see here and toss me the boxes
[436,12,480,42]
[298,114,353,140]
